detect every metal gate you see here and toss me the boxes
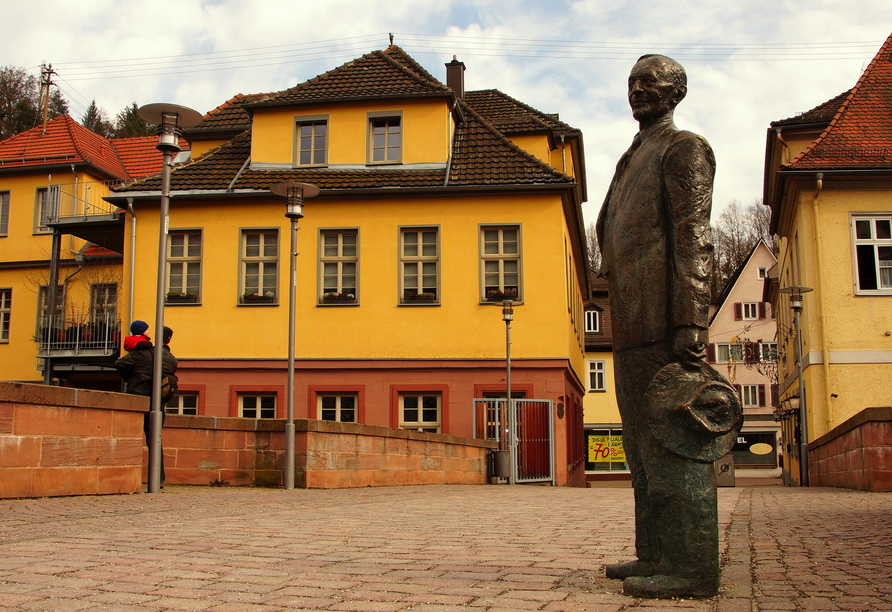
[473,398,555,484]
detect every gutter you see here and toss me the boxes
[809,174,834,432]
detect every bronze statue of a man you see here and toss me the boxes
[596,54,741,599]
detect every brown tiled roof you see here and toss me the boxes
[113,46,574,195]
[254,46,450,106]
[770,90,850,128]
[0,114,129,179]
[464,89,579,135]
[788,32,892,170]
[116,100,572,193]
[109,136,163,179]
[187,93,269,135]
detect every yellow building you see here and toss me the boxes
[0,115,160,387]
[764,32,892,490]
[107,47,591,486]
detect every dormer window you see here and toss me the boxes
[294,115,328,167]
[368,111,402,164]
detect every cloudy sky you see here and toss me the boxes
[3,0,890,225]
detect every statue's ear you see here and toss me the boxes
[672,84,687,107]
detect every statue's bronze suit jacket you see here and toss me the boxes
[596,121,714,353]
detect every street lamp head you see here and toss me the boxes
[138,103,203,154]
[502,301,514,322]
[780,285,813,312]
[270,181,321,219]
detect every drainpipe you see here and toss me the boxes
[810,173,833,432]
[559,134,567,175]
[126,198,137,332]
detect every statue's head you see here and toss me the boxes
[628,54,687,125]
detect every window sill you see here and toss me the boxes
[587,389,607,393]
[239,299,278,306]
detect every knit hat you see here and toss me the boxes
[130,320,149,335]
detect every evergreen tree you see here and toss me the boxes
[112,102,154,138]
[81,99,114,138]
[0,65,38,139]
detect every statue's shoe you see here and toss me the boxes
[623,574,718,599]
[604,559,658,580]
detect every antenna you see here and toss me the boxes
[389,33,394,47]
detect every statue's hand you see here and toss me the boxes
[672,326,706,369]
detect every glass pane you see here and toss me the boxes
[403,232,418,256]
[321,409,336,421]
[856,219,872,240]
[421,232,437,256]
[169,234,184,257]
[483,230,499,254]
[404,396,418,409]
[340,410,355,423]
[857,244,878,290]
[187,235,201,257]
[263,233,277,257]
[323,234,339,257]
[342,396,355,410]
[502,229,518,254]
[422,409,438,422]
[876,220,891,240]
[245,234,260,257]
[404,409,418,422]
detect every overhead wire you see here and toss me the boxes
[49,32,884,82]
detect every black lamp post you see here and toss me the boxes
[270,181,320,490]
[137,103,202,494]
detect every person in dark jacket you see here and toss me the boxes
[116,326,178,483]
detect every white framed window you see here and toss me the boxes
[0,191,9,236]
[587,360,606,392]
[741,384,761,408]
[758,267,768,280]
[241,230,278,304]
[852,215,892,294]
[319,394,357,423]
[481,225,521,302]
[760,342,778,363]
[399,392,441,433]
[239,394,277,419]
[368,112,401,164]
[0,288,11,342]
[320,230,358,302]
[89,283,117,327]
[36,285,64,330]
[400,227,438,303]
[167,231,201,302]
[35,186,60,233]
[716,342,745,363]
[741,302,759,320]
[166,392,199,415]
[295,115,328,166]
[585,310,600,333]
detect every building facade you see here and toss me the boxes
[707,241,780,479]
[764,32,892,489]
[104,47,590,486]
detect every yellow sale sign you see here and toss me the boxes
[588,435,626,463]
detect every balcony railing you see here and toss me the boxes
[46,180,124,223]
[36,312,121,356]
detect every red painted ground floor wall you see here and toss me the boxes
[809,407,892,492]
[173,358,587,487]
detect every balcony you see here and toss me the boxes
[36,312,121,358]
[44,180,126,252]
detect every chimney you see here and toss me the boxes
[445,56,466,99]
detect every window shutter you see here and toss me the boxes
[770,384,779,406]
[733,384,742,399]
[706,343,716,363]
[758,302,767,319]
[758,384,767,407]
[734,303,742,320]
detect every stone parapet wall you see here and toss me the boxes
[163,415,496,488]
[0,382,146,498]
[809,406,892,492]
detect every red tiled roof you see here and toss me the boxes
[80,243,121,258]
[109,136,163,179]
[0,114,129,179]
[254,46,450,106]
[788,32,892,170]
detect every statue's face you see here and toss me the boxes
[627,57,683,123]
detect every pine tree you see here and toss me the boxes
[112,102,155,138]
[81,99,114,138]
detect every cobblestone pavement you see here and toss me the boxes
[0,484,889,611]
